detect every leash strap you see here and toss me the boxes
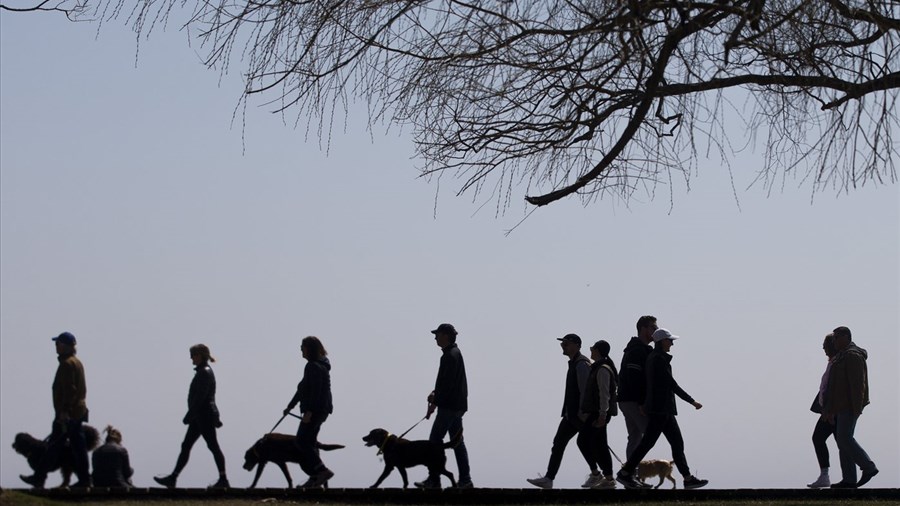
[608,445,625,466]
[397,415,428,440]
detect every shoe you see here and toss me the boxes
[526,475,553,489]
[830,481,858,489]
[807,475,830,488]
[453,479,474,489]
[208,476,230,489]
[414,478,442,490]
[857,468,879,488]
[153,474,177,489]
[683,476,709,489]
[20,474,46,489]
[303,468,334,489]
[615,470,643,490]
[581,473,602,488]
[592,477,617,489]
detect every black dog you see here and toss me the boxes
[243,433,344,488]
[362,427,461,489]
[12,425,101,488]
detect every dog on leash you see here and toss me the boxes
[242,433,344,488]
[12,425,101,488]
[637,459,676,489]
[362,428,462,489]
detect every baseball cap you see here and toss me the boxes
[590,340,611,356]
[652,328,679,342]
[557,333,582,346]
[431,323,458,336]
[52,332,77,345]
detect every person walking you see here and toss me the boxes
[154,344,229,489]
[617,315,657,460]
[824,326,878,488]
[284,336,335,488]
[415,323,473,489]
[20,332,91,489]
[580,340,618,489]
[615,328,708,490]
[807,333,837,488]
[526,333,595,489]
[92,425,134,488]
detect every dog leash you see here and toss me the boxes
[608,445,625,466]
[268,413,288,434]
[397,415,429,440]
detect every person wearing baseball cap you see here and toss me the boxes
[616,328,709,490]
[415,323,472,489]
[20,332,91,489]
[526,333,595,489]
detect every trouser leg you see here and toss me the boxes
[199,425,227,474]
[575,418,598,474]
[173,424,202,476]
[295,414,327,476]
[619,402,648,460]
[660,415,690,478]
[67,418,90,482]
[812,417,834,469]
[622,413,664,473]
[834,411,875,483]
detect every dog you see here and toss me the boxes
[12,425,101,488]
[242,433,344,488]
[637,459,676,489]
[362,427,461,489]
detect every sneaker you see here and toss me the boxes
[208,476,230,489]
[683,476,709,489]
[830,481,858,489]
[414,478,442,489]
[526,475,553,489]
[453,479,474,489]
[857,468,879,488]
[304,468,334,488]
[581,473,602,488]
[615,470,642,490]
[807,475,830,488]
[592,477,617,489]
[153,474,177,489]
[20,474,46,489]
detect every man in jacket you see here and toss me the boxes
[21,332,91,489]
[416,323,472,489]
[526,333,595,489]
[617,315,657,459]
[824,326,878,488]
[615,328,708,490]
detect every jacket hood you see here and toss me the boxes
[846,343,868,360]
[623,336,650,353]
[316,357,332,371]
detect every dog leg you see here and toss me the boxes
[655,475,664,489]
[667,473,677,489]
[275,462,293,489]
[441,468,456,488]
[249,462,266,489]
[370,465,395,489]
[398,467,409,489]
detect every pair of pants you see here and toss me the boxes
[173,421,226,476]
[295,413,329,476]
[812,416,835,469]
[618,401,648,460]
[428,408,470,482]
[36,418,90,482]
[834,411,876,483]
[585,414,613,476]
[623,413,690,478]
[544,416,595,480]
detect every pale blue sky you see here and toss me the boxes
[1,10,898,490]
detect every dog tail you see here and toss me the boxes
[443,429,464,449]
[83,425,101,451]
[316,442,345,451]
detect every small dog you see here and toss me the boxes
[242,433,344,488]
[12,425,101,488]
[638,459,676,489]
[362,427,461,489]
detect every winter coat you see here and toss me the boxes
[824,344,869,416]
[53,353,88,421]
[643,349,695,416]
[434,344,468,412]
[617,337,652,403]
[184,364,221,426]
[289,357,334,415]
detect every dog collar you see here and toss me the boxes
[376,433,393,456]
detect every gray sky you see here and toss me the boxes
[1,10,898,491]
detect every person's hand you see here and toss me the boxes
[426,392,435,404]
[426,403,436,420]
[302,412,312,423]
[182,415,190,425]
[692,401,703,410]
[824,413,835,424]
[593,417,607,428]
[283,408,292,417]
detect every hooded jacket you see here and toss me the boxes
[184,364,221,426]
[824,343,869,416]
[643,348,695,416]
[434,343,468,412]
[617,337,652,403]
[53,352,88,421]
[562,353,591,420]
[289,357,333,415]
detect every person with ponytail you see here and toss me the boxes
[92,425,134,488]
[580,340,619,489]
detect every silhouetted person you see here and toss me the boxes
[92,425,133,488]
[20,332,91,489]
[616,329,708,490]
[824,326,878,488]
[415,323,472,489]
[284,336,334,488]
[154,344,229,489]
[807,333,837,488]
[581,340,619,489]
[526,333,595,489]
[617,315,657,460]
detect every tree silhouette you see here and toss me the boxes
[99,0,900,208]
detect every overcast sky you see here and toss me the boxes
[1,9,898,491]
